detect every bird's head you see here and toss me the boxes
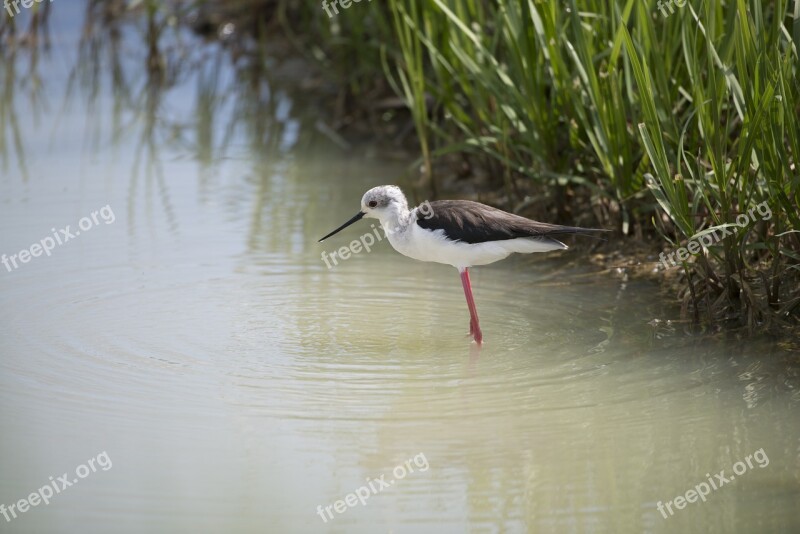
[318,185,408,242]
[360,185,408,221]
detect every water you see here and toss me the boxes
[1,6,799,533]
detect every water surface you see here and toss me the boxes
[1,6,799,533]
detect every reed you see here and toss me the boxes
[284,0,799,329]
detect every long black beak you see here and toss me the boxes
[318,211,365,242]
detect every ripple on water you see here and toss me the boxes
[161,256,670,429]
[1,245,721,440]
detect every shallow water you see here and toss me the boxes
[1,6,799,534]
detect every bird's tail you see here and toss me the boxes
[542,226,611,241]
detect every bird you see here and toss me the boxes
[319,185,604,344]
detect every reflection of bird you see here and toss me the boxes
[320,186,605,344]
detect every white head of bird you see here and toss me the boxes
[360,185,411,231]
[318,185,418,242]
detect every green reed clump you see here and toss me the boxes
[281,0,799,329]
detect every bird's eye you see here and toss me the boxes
[368,201,378,208]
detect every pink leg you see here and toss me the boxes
[460,268,483,344]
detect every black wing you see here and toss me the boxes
[415,200,601,244]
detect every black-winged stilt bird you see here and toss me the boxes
[319,185,602,344]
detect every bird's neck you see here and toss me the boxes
[379,205,413,235]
